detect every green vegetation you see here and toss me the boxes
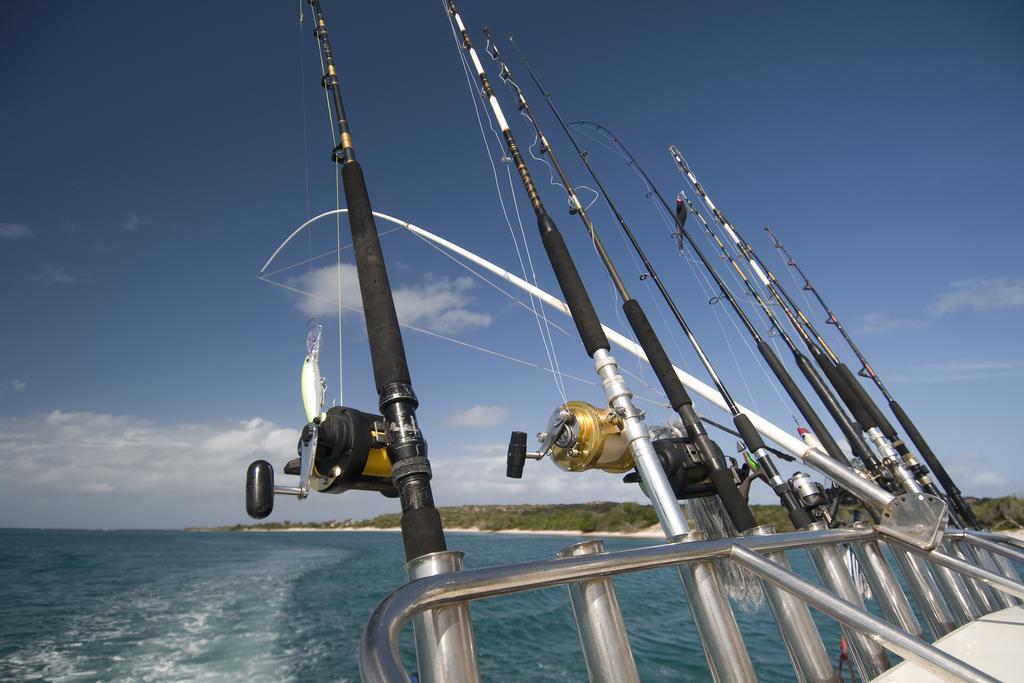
[200,496,1024,534]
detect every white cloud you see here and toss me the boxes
[888,360,1024,383]
[851,312,921,335]
[431,445,649,506]
[34,267,77,284]
[1,379,27,393]
[446,405,510,428]
[0,411,298,527]
[287,264,491,334]
[927,277,1024,315]
[0,410,648,528]
[0,222,33,239]
[967,470,1008,490]
[122,213,150,231]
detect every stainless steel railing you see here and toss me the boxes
[360,527,1024,683]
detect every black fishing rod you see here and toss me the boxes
[445,0,703,544]
[493,37,827,529]
[765,226,981,528]
[666,145,941,503]
[564,119,900,499]
[482,30,783,532]
[245,0,447,562]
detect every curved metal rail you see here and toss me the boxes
[360,527,1024,682]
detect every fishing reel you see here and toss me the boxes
[245,405,398,519]
[506,400,634,478]
[788,471,834,525]
[623,436,720,500]
[505,400,720,500]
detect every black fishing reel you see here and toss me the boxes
[622,436,719,501]
[245,406,398,519]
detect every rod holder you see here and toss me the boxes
[742,526,837,683]
[850,533,924,639]
[406,551,481,683]
[805,523,890,680]
[886,543,957,639]
[557,540,639,683]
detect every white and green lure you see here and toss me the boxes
[301,319,327,422]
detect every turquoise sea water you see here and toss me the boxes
[0,529,855,682]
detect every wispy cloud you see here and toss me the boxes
[947,457,1016,495]
[850,312,921,335]
[121,213,147,231]
[34,266,77,285]
[0,222,33,240]
[927,277,1024,316]
[287,264,492,334]
[0,379,27,394]
[431,445,650,506]
[446,405,509,428]
[888,359,1024,383]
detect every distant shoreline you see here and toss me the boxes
[187,525,667,539]
[186,525,1024,542]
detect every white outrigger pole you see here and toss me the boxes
[262,209,950,546]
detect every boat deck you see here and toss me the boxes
[874,605,1024,682]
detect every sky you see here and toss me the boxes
[1,1,1022,529]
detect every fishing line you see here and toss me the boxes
[444,3,569,405]
[583,124,800,426]
[313,22,344,404]
[296,1,312,276]
[677,202,799,420]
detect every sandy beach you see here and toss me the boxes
[234,525,1024,541]
[235,524,666,538]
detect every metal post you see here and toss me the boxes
[992,553,1022,605]
[670,531,758,682]
[945,537,999,613]
[965,542,1016,609]
[558,540,640,683]
[406,551,480,683]
[594,348,755,682]
[729,546,998,683]
[851,536,924,639]
[886,544,957,638]
[804,524,890,680]
[926,547,982,625]
[744,526,838,683]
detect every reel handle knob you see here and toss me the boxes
[246,460,275,519]
[506,431,528,478]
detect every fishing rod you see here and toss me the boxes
[562,120,906,507]
[481,29,795,534]
[245,0,447,563]
[765,226,981,529]
[665,144,939,501]
[489,35,827,532]
[484,53,902,675]
[445,5,759,680]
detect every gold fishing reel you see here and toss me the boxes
[507,400,633,477]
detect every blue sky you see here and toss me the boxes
[1,1,1022,528]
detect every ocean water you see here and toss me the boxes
[0,529,856,682]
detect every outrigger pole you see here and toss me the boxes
[445,4,757,680]
[765,226,981,529]
[308,0,446,561]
